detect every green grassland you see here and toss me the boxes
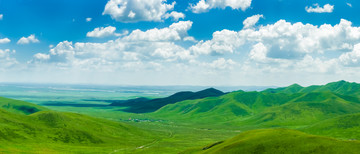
[182,129,360,154]
[2,80,360,153]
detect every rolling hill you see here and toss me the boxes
[152,83,360,129]
[182,129,360,154]
[0,98,158,153]
[0,96,48,115]
[111,88,225,113]
[264,80,360,95]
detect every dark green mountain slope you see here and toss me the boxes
[182,129,360,154]
[112,88,225,113]
[302,113,360,139]
[153,91,299,124]
[0,96,48,115]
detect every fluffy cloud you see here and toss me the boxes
[194,19,360,61]
[190,0,252,13]
[305,4,334,13]
[339,43,360,66]
[17,34,40,44]
[102,0,175,22]
[33,53,50,61]
[243,14,263,29]
[123,21,193,41]
[0,38,10,44]
[86,26,124,38]
[31,21,195,71]
[190,29,243,55]
[0,14,3,20]
[164,11,185,21]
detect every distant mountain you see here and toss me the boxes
[153,84,360,128]
[111,88,225,113]
[182,129,360,154]
[263,80,360,95]
[0,96,48,115]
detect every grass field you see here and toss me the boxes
[2,81,360,153]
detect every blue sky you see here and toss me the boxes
[0,0,360,86]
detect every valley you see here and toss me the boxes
[1,81,360,153]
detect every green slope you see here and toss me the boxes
[0,98,158,153]
[302,113,360,140]
[152,91,296,123]
[153,90,360,130]
[182,129,360,154]
[0,96,48,115]
[264,80,360,95]
[234,92,360,127]
[112,88,225,113]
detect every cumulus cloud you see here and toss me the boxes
[0,38,10,44]
[17,35,40,44]
[31,21,195,71]
[102,0,175,22]
[164,11,185,21]
[0,14,3,20]
[123,21,193,42]
[86,26,124,38]
[305,4,334,13]
[339,43,360,66]
[190,29,243,55]
[190,0,252,13]
[33,53,50,61]
[243,14,263,29]
[193,19,360,61]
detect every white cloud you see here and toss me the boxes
[347,3,352,7]
[305,4,334,13]
[102,0,175,22]
[243,14,263,29]
[193,19,360,61]
[87,26,121,38]
[33,53,50,61]
[124,21,193,42]
[0,38,10,44]
[339,43,360,66]
[164,11,185,21]
[86,18,92,22]
[0,49,18,69]
[190,29,243,55]
[31,21,195,72]
[190,0,252,13]
[17,35,40,44]
[0,14,3,20]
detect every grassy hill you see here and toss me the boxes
[264,80,360,95]
[0,98,159,153]
[236,92,360,127]
[182,129,360,154]
[302,113,360,140]
[0,96,48,115]
[152,91,298,124]
[112,88,225,113]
